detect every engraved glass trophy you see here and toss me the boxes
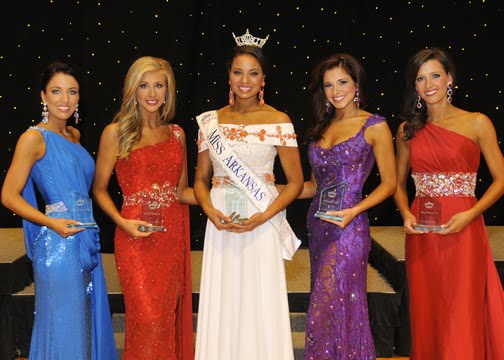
[223,185,248,223]
[315,182,346,221]
[67,192,98,229]
[413,194,443,232]
[139,199,167,232]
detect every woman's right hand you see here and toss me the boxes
[117,218,156,239]
[402,212,425,234]
[48,218,85,238]
[205,207,239,231]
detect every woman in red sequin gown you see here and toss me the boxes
[93,56,196,359]
[394,48,504,359]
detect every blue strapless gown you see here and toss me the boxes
[21,127,116,360]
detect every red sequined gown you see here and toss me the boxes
[114,124,193,360]
[407,122,504,360]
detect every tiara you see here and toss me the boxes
[232,29,269,48]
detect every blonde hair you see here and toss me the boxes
[113,56,176,158]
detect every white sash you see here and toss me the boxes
[196,110,301,260]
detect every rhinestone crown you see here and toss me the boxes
[232,29,269,48]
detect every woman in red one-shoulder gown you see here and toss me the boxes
[93,56,196,359]
[394,48,504,360]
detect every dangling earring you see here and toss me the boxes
[353,88,360,109]
[42,102,49,124]
[416,94,422,109]
[325,100,331,114]
[74,103,80,124]
[229,87,235,106]
[258,80,266,106]
[447,82,453,103]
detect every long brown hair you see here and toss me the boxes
[305,53,367,144]
[402,47,456,140]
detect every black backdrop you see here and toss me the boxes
[1,1,502,251]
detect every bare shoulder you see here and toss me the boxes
[21,127,45,144]
[217,105,230,114]
[216,106,232,122]
[469,112,497,137]
[470,111,492,125]
[101,122,119,138]
[455,111,494,132]
[264,106,292,124]
[66,126,81,142]
[16,128,46,159]
[97,123,120,150]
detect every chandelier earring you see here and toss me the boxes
[74,103,80,124]
[447,82,453,103]
[416,93,422,109]
[229,87,235,106]
[42,102,49,124]
[258,80,265,106]
[353,87,360,109]
[325,99,331,114]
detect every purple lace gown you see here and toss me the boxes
[304,114,384,360]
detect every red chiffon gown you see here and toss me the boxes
[114,124,193,360]
[407,122,504,360]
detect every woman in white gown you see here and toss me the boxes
[194,30,304,360]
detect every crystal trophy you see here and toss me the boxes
[139,199,166,232]
[223,185,248,223]
[413,194,443,232]
[67,192,98,229]
[315,182,346,222]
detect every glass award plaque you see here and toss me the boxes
[223,186,248,223]
[67,192,98,229]
[315,182,346,222]
[139,200,167,232]
[413,195,443,232]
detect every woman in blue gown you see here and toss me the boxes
[1,61,116,359]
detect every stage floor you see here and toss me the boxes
[370,225,504,262]
[3,225,503,359]
[14,249,396,298]
[7,225,504,300]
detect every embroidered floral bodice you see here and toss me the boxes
[198,123,298,178]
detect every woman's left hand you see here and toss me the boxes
[321,208,357,229]
[437,210,474,235]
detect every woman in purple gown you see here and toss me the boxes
[299,53,396,359]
